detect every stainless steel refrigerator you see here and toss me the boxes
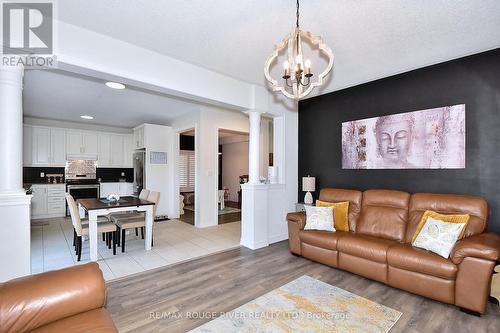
[133,151,146,196]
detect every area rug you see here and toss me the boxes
[189,275,402,333]
[218,206,241,215]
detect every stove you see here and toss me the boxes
[65,160,99,215]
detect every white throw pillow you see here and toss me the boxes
[412,216,467,258]
[304,206,335,232]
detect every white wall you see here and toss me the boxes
[143,124,174,218]
[171,106,270,228]
[265,100,299,244]
[222,140,249,202]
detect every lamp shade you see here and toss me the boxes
[302,176,315,192]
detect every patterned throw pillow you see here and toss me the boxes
[412,213,469,258]
[316,200,350,232]
[304,206,335,232]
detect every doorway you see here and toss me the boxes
[217,129,249,224]
[178,129,196,225]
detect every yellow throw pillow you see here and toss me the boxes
[316,200,350,232]
[412,211,470,258]
[412,210,470,244]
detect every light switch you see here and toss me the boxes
[40,172,45,177]
[121,172,125,176]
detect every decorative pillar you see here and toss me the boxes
[240,110,269,250]
[248,110,262,184]
[0,65,32,282]
[0,65,24,194]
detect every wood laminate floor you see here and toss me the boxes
[106,241,500,333]
[178,201,241,226]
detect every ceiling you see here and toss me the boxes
[57,0,500,96]
[23,70,202,128]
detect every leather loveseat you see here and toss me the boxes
[287,188,500,314]
[0,262,118,333]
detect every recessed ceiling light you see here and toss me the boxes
[80,115,94,120]
[105,81,126,90]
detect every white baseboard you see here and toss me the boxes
[268,233,289,244]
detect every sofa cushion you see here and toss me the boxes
[337,233,397,263]
[299,230,347,250]
[357,189,410,242]
[406,193,489,243]
[387,244,458,280]
[318,188,363,232]
[28,308,118,333]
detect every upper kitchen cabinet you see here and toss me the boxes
[98,133,124,167]
[123,134,134,167]
[50,128,66,166]
[29,126,66,167]
[66,130,98,159]
[23,125,32,166]
[134,125,145,149]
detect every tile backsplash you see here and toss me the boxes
[65,160,97,178]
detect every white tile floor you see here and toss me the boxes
[31,218,241,281]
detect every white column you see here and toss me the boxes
[0,65,24,194]
[241,109,269,250]
[0,65,32,282]
[248,110,262,184]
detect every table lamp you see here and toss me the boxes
[302,176,315,204]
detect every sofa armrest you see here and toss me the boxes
[287,211,307,230]
[451,232,500,265]
[0,262,107,333]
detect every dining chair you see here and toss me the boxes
[112,191,160,252]
[66,194,118,261]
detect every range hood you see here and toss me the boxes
[66,155,98,161]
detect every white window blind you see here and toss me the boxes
[179,150,195,192]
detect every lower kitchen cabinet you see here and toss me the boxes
[31,184,66,219]
[100,182,134,198]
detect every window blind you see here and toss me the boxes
[179,150,195,192]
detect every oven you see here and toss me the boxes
[65,160,100,216]
[66,183,100,216]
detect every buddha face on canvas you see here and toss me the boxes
[375,116,414,167]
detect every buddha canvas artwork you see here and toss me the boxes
[342,104,465,169]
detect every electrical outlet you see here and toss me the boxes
[121,172,125,177]
[40,172,45,178]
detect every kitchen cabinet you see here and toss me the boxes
[30,127,66,166]
[66,131,83,156]
[66,131,98,159]
[98,134,111,166]
[31,184,66,219]
[110,134,123,166]
[50,128,66,166]
[31,127,51,165]
[23,125,32,166]
[31,185,48,217]
[134,125,145,149]
[98,133,126,167]
[100,182,133,198]
[123,134,134,167]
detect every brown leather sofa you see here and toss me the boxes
[0,263,118,333]
[287,188,500,314]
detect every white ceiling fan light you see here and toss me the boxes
[105,81,126,90]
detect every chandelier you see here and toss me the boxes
[264,0,334,100]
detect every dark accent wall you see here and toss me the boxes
[298,48,500,233]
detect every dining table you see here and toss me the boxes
[77,196,155,261]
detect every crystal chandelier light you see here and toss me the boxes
[264,0,334,100]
